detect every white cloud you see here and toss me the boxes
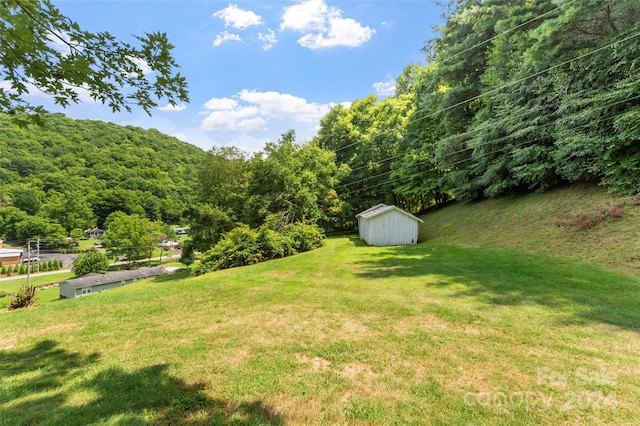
[200,90,334,133]
[280,0,329,32]
[213,31,242,47]
[213,3,262,30]
[204,97,238,111]
[258,29,278,51]
[373,78,396,97]
[129,56,153,75]
[46,31,74,56]
[201,103,265,131]
[172,133,188,142]
[238,89,330,122]
[280,0,375,49]
[158,102,187,112]
[0,80,15,93]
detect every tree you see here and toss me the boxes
[0,0,189,125]
[178,240,195,267]
[101,211,163,264]
[196,146,249,221]
[246,130,348,229]
[40,191,95,235]
[14,215,65,239]
[72,248,109,277]
[183,204,234,253]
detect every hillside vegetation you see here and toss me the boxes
[420,183,640,278]
[0,113,203,234]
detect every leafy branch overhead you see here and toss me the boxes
[0,0,189,124]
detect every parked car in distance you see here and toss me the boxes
[22,257,39,264]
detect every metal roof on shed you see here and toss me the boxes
[63,266,169,289]
[356,204,424,223]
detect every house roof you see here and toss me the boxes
[356,204,424,223]
[0,248,22,258]
[63,266,169,289]
[84,228,105,233]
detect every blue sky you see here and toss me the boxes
[41,0,442,152]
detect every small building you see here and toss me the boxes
[0,248,23,266]
[356,204,424,246]
[59,266,169,299]
[84,228,105,239]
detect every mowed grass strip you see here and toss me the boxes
[1,236,639,425]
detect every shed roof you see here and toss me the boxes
[0,248,22,257]
[63,266,169,289]
[356,204,424,223]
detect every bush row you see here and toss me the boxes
[0,260,63,276]
[194,222,324,275]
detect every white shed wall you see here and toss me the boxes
[359,210,420,246]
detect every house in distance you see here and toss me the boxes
[356,204,424,246]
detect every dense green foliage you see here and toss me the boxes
[315,0,640,222]
[72,249,110,277]
[0,113,202,241]
[194,222,324,275]
[187,130,346,255]
[1,0,188,125]
[101,212,165,264]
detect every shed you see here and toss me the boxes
[0,248,23,266]
[356,204,424,246]
[59,266,169,299]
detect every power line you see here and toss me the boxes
[332,30,640,158]
[340,105,639,198]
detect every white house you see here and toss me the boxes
[356,204,424,246]
[59,266,169,299]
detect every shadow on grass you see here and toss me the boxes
[354,243,640,331]
[1,340,283,425]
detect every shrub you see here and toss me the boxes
[194,223,325,276]
[179,240,196,267]
[554,202,627,230]
[282,223,324,252]
[1,266,6,275]
[18,264,26,275]
[8,284,36,310]
[257,226,294,259]
[72,249,110,277]
[196,225,262,275]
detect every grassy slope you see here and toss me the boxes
[420,183,640,278]
[1,225,640,425]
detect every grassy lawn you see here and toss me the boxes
[1,236,638,425]
[420,183,640,278]
[0,272,75,309]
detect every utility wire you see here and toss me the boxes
[332,30,640,157]
[340,105,639,198]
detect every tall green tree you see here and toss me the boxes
[101,211,162,264]
[246,130,348,229]
[0,0,189,124]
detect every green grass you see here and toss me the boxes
[1,235,639,425]
[420,182,640,278]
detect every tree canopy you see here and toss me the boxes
[0,113,202,241]
[313,0,640,222]
[0,0,189,125]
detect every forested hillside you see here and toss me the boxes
[0,113,203,240]
[314,0,640,222]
